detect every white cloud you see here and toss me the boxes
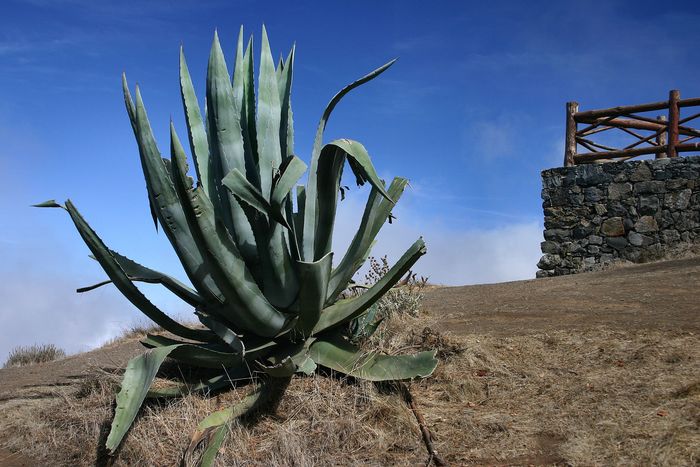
[464,113,532,160]
[0,270,129,363]
[0,263,196,364]
[331,190,543,286]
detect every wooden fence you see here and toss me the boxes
[564,90,700,166]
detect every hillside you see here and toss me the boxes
[1,257,698,465]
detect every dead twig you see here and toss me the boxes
[398,383,449,467]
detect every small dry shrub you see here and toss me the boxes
[347,256,430,343]
[3,344,66,368]
[363,256,428,320]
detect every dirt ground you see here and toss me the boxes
[0,257,698,465]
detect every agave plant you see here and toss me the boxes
[37,26,435,462]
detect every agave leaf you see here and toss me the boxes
[106,345,182,454]
[198,422,229,467]
[78,251,204,307]
[62,200,214,342]
[221,168,290,229]
[251,26,299,308]
[263,220,299,310]
[32,199,63,208]
[206,31,258,264]
[141,333,207,348]
[313,139,393,260]
[189,379,276,466]
[313,238,426,334]
[278,45,295,159]
[362,316,384,339]
[293,185,305,240]
[309,334,437,381]
[292,252,333,338]
[120,74,158,232]
[256,25,283,200]
[179,47,211,196]
[349,304,380,340]
[241,35,258,168]
[141,335,242,369]
[259,356,297,377]
[275,155,306,259]
[196,311,245,354]
[123,77,222,303]
[232,26,260,187]
[145,368,252,398]
[295,355,317,375]
[271,155,307,212]
[140,334,279,371]
[169,125,290,337]
[221,153,306,231]
[254,338,317,378]
[302,59,396,261]
[327,177,409,302]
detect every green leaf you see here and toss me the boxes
[206,31,258,265]
[259,356,297,377]
[145,371,247,398]
[190,380,272,466]
[309,335,437,381]
[293,185,305,241]
[327,139,391,198]
[292,252,333,338]
[302,59,396,261]
[169,124,290,337]
[32,199,63,208]
[106,345,181,454]
[179,47,211,196]
[141,335,242,369]
[196,311,245,354]
[327,177,409,302]
[271,155,307,213]
[277,45,295,160]
[256,25,283,200]
[273,155,307,259]
[62,200,214,342]
[79,251,204,307]
[232,25,261,187]
[221,154,306,233]
[313,139,393,260]
[199,421,229,467]
[122,76,222,304]
[221,168,290,229]
[313,238,426,334]
[241,35,258,169]
[349,305,381,340]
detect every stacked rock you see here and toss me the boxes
[537,156,700,277]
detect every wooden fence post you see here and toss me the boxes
[656,115,667,158]
[668,90,680,158]
[564,101,579,166]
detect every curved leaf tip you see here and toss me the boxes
[32,199,63,208]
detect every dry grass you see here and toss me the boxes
[0,315,697,465]
[417,328,699,466]
[2,344,66,368]
[102,321,165,348]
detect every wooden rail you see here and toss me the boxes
[564,90,700,166]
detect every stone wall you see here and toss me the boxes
[537,156,700,277]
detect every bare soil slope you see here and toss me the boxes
[1,257,698,465]
[428,256,700,337]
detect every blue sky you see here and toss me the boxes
[2,0,700,359]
